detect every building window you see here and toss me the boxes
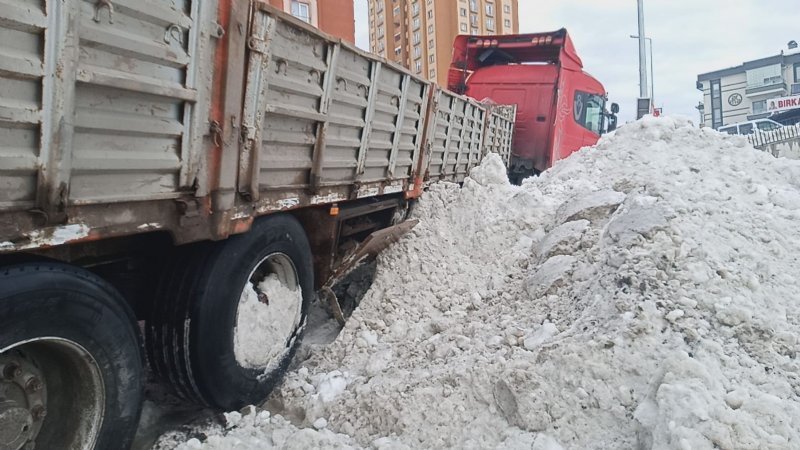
[429,54,435,63]
[504,19,511,28]
[469,0,478,12]
[428,39,434,49]
[460,23,467,32]
[413,31,421,44]
[504,4,511,13]
[430,69,436,78]
[412,2,420,15]
[428,10,433,19]
[290,1,310,23]
[413,17,420,29]
[415,60,422,73]
[794,63,800,83]
[752,99,767,114]
[471,27,478,35]
[414,46,421,57]
[746,64,783,88]
[711,79,723,129]
[486,18,495,30]
[428,25,434,34]
[470,14,477,26]
[486,3,494,16]
[460,7,467,16]
[393,6,400,16]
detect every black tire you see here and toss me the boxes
[0,263,144,450]
[147,214,313,410]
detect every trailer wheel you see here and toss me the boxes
[0,263,143,450]
[147,214,313,410]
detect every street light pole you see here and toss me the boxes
[636,0,649,100]
[630,35,654,106]
[649,38,654,106]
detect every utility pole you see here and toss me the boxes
[636,0,650,119]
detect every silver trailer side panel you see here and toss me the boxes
[482,105,517,166]
[425,88,488,184]
[0,0,47,212]
[70,0,204,204]
[239,7,430,211]
[0,0,212,212]
[0,1,514,254]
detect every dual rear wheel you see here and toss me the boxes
[146,214,313,409]
[0,264,143,450]
[0,215,313,449]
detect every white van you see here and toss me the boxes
[718,118,783,135]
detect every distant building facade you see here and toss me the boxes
[697,51,800,129]
[367,0,519,85]
[269,0,355,43]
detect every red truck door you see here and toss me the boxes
[567,73,607,149]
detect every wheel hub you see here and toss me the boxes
[0,406,33,449]
[0,358,47,450]
[0,339,104,450]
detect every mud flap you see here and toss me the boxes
[320,219,419,325]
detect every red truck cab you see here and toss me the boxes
[449,29,618,182]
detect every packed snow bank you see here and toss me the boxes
[159,117,800,449]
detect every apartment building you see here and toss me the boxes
[268,0,356,43]
[368,0,519,85]
[697,47,800,129]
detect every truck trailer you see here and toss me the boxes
[448,29,619,183]
[0,2,515,448]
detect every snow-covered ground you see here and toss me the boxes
[156,117,800,449]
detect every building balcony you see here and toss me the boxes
[747,112,772,121]
[745,82,787,97]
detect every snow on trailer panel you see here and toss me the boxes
[241,3,432,212]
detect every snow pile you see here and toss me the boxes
[234,275,303,369]
[160,406,361,450]
[161,117,800,449]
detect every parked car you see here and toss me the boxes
[771,108,800,127]
[719,118,784,135]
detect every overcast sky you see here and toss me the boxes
[354,1,799,123]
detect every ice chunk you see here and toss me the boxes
[555,190,626,224]
[525,255,576,298]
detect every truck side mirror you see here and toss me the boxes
[607,115,618,132]
[611,103,620,114]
